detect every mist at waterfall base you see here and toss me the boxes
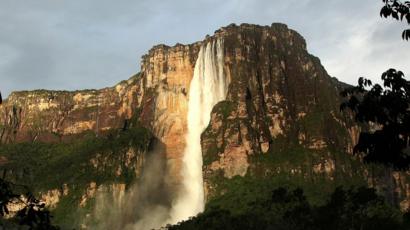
[90,140,172,230]
[90,39,227,229]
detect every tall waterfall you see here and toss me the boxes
[94,39,227,230]
[168,39,227,223]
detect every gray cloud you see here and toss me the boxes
[0,0,409,97]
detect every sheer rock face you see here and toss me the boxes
[1,23,410,210]
[201,23,354,192]
[196,24,410,209]
[0,76,143,143]
[138,43,201,183]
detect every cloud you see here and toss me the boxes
[0,0,408,97]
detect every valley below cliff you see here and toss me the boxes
[1,23,410,229]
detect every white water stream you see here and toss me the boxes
[167,39,227,224]
[93,39,227,230]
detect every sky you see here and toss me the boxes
[0,0,409,97]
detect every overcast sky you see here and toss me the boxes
[0,0,409,97]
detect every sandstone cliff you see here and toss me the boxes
[1,23,410,228]
[0,75,143,143]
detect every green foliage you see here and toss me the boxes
[212,101,237,119]
[0,125,151,192]
[51,186,94,229]
[202,145,220,166]
[206,169,366,215]
[341,69,410,169]
[0,124,153,228]
[254,142,366,199]
[315,186,403,230]
[170,187,407,230]
[201,100,238,167]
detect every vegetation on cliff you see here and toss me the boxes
[170,186,410,230]
[0,120,153,228]
[1,124,151,190]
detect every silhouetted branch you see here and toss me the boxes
[381,0,410,40]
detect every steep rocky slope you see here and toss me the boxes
[0,74,143,143]
[1,23,410,228]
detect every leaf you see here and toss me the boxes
[380,6,392,17]
[358,77,364,86]
[382,71,388,80]
[398,71,404,77]
[400,11,405,21]
[364,79,372,87]
[402,29,410,40]
[392,11,399,20]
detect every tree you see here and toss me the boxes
[340,1,410,169]
[168,187,405,230]
[341,70,410,169]
[380,0,410,40]
[0,177,59,229]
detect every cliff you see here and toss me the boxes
[0,75,143,143]
[1,23,410,228]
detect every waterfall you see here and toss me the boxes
[167,39,227,224]
[89,39,227,230]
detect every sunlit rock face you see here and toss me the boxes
[2,22,410,223]
[138,43,201,186]
[0,76,143,143]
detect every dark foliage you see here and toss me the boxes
[315,187,403,230]
[0,178,59,230]
[169,187,407,230]
[341,69,410,169]
[380,0,410,40]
